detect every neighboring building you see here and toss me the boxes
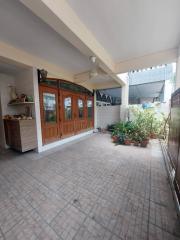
[97,64,175,106]
[128,64,175,104]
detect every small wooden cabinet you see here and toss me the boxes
[4,119,37,152]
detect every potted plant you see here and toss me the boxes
[124,134,132,145]
[111,130,119,143]
[139,130,149,147]
[140,138,149,147]
[149,132,156,139]
[118,132,126,144]
[133,134,140,146]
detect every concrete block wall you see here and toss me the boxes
[96,105,120,129]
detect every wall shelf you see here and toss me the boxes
[8,102,34,106]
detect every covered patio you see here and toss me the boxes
[0,1,180,239]
[0,134,179,240]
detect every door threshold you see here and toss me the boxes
[38,130,94,152]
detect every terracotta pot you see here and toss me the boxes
[150,133,157,139]
[112,136,119,143]
[140,140,148,147]
[134,142,139,146]
[124,139,131,145]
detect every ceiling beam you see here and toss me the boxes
[20,0,125,86]
[93,80,120,90]
[115,48,178,74]
[0,41,73,80]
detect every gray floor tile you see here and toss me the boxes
[0,134,179,240]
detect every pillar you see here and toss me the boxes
[120,82,129,121]
[176,46,180,90]
[94,90,98,129]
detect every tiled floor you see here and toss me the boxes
[0,133,179,240]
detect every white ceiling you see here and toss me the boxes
[0,57,29,75]
[129,81,164,98]
[88,74,113,84]
[67,0,180,62]
[0,0,93,75]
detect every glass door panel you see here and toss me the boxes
[64,97,72,120]
[87,100,93,119]
[74,95,86,133]
[39,86,60,144]
[78,99,84,119]
[61,91,75,137]
[43,93,57,123]
[86,97,94,129]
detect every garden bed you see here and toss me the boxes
[110,107,166,148]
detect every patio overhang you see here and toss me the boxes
[20,0,125,87]
[115,48,178,74]
[0,41,74,81]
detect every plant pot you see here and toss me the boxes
[140,140,148,147]
[124,139,131,145]
[150,133,157,139]
[134,141,139,146]
[112,136,119,143]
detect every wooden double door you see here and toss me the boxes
[39,85,94,145]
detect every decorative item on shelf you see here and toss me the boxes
[3,115,13,120]
[8,93,34,105]
[3,114,33,120]
[8,85,17,100]
[27,95,33,102]
[20,94,27,102]
[38,69,48,82]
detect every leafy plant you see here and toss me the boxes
[107,124,116,132]
[111,106,166,146]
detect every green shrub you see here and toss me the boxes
[112,106,166,145]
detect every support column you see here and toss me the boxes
[94,90,98,129]
[176,46,180,90]
[120,82,129,121]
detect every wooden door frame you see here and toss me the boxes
[39,80,94,144]
[39,85,60,145]
[60,90,76,138]
[86,96,94,129]
[73,93,87,134]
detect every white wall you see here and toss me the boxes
[15,68,36,117]
[0,74,16,115]
[96,105,120,129]
[0,101,4,148]
[0,69,37,149]
[0,73,16,148]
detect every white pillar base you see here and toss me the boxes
[120,82,129,121]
